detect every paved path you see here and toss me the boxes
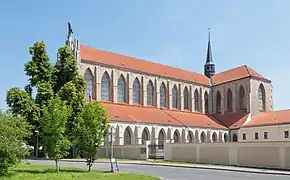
[28,160,290,180]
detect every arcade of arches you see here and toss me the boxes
[106,124,230,146]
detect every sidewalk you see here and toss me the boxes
[59,158,290,176]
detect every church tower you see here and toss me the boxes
[204,28,215,78]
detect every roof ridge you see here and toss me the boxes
[80,44,208,77]
[244,65,252,76]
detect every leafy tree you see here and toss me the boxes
[0,111,31,175]
[75,102,109,171]
[41,98,72,172]
[25,41,53,87]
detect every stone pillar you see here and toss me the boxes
[221,88,225,115]
[191,85,195,112]
[180,84,184,111]
[128,73,133,105]
[169,83,173,109]
[143,77,147,106]
[156,79,160,108]
[112,70,118,103]
[96,66,101,101]
[201,88,205,114]
[232,84,236,112]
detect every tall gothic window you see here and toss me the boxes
[141,128,150,145]
[204,91,209,113]
[147,80,154,106]
[133,78,141,104]
[160,83,167,108]
[124,126,132,145]
[239,85,246,110]
[173,130,180,143]
[200,132,206,143]
[258,84,266,112]
[216,91,221,113]
[194,89,199,112]
[101,72,111,101]
[187,131,194,143]
[158,129,165,146]
[117,75,126,103]
[227,89,233,112]
[172,85,178,109]
[84,69,94,99]
[183,87,189,110]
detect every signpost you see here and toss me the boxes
[109,127,119,172]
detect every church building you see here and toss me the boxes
[67,25,290,147]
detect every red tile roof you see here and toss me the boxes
[100,102,227,129]
[213,111,250,129]
[80,45,210,85]
[211,65,265,85]
[242,110,290,128]
[80,45,267,86]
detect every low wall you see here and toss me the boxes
[164,142,290,169]
[97,144,147,160]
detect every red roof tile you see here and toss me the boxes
[213,111,250,129]
[163,109,227,129]
[100,102,227,129]
[80,45,210,85]
[212,65,265,85]
[80,45,267,86]
[242,110,290,128]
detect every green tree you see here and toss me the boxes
[0,111,31,175]
[25,41,53,87]
[41,98,72,172]
[54,45,86,153]
[75,102,109,171]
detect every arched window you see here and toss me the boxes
[232,133,238,142]
[227,89,233,112]
[160,83,167,108]
[172,85,178,109]
[101,72,111,101]
[84,69,94,99]
[133,78,141,104]
[141,128,150,145]
[147,80,154,106]
[224,133,228,142]
[216,91,221,113]
[187,131,194,143]
[204,91,209,113]
[117,75,126,103]
[258,84,266,112]
[173,130,180,143]
[124,127,132,145]
[212,132,217,143]
[239,85,246,110]
[200,132,206,143]
[194,89,199,112]
[184,87,189,110]
[158,129,165,146]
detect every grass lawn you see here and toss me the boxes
[0,164,159,180]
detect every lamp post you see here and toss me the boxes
[35,130,39,158]
[109,126,116,172]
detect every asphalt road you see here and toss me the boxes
[28,160,289,180]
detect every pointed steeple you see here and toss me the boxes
[206,28,213,64]
[204,28,215,78]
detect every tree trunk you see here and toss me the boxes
[55,160,59,173]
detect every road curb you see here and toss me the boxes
[58,159,290,176]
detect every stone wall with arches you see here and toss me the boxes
[211,77,273,117]
[105,121,229,146]
[79,62,211,114]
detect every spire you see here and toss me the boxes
[204,28,215,78]
[206,28,213,64]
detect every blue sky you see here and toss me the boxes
[1,0,290,110]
